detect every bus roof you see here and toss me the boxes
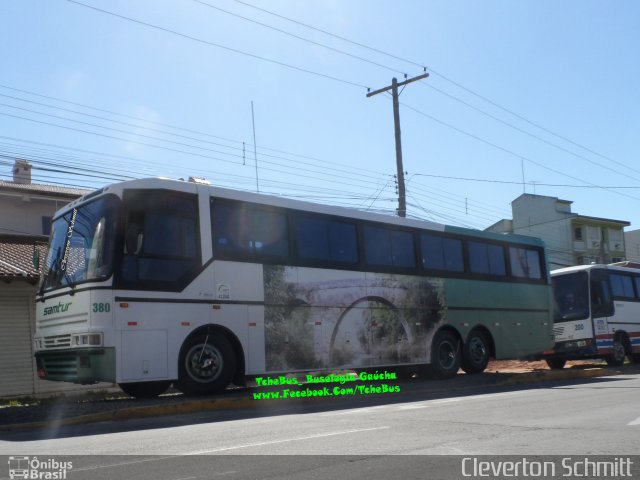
[64,177,545,247]
[552,263,640,276]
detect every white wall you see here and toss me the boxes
[625,230,640,262]
[0,192,69,236]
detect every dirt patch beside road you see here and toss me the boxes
[486,359,607,373]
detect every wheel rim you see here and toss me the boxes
[468,336,487,365]
[185,343,224,384]
[613,341,625,362]
[438,340,457,370]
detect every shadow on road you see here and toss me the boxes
[2,363,638,442]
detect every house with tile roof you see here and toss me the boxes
[0,159,115,397]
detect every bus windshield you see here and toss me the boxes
[552,272,589,322]
[41,195,119,292]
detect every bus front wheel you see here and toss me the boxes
[461,330,490,374]
[430,330,461,379]
[119,381,171,398]
[177,333,236,396]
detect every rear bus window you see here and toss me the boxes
[509,246,542,280]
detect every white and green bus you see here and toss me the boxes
[544,263,640,369]
[34,177,554,397]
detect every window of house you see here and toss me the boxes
[42,216,52,236]
[609,229,623,251]
[587,226,601,248]
[573,227,583,241]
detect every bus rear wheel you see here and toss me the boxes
[177,333,236,396]
[119,381,171,398]
[430,330,461,379]
[545,358,566,370]
[605,337,626,367]
[461,330,490,374]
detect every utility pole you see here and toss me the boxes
[367,72,428,217]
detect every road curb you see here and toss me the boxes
[1,365,637,432]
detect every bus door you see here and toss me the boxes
[589,269,615,355]
[552,272,592,348]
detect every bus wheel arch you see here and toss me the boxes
[177,325,243,395]
[461,327,493,374]
[429,327,462,379]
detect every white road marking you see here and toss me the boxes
[185,426,390,454]
[397,404,430,410]
[319,405,390,416]
[322,390,527,415]
[429,398,464,405]
[627,416,640,426]
[430,391,525,405]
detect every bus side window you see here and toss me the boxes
[590,271,613,318]
[118,190,200,289]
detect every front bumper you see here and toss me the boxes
[35,347,116,384]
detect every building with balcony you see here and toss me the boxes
[486,194,630,269]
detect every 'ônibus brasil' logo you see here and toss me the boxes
[8,456,73,479]
[43,302,72,316]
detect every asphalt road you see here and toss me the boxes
[1,372,639,479]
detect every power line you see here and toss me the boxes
[0,140,400,213]
[0,85,516,221]
[227,0,637,184]
[191,0,402,75]
[419,82,640,180]
[0,84,390,179]
[8,0,635,197]
[230,0,426,70]
[412,173,640,189]
[425,66,636,175]
[398,100,640,203]
[0,108,391,193]
[63,0,369,90]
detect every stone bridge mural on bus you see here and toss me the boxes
[264,265,446,371]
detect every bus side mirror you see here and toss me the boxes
[125,227,144,255]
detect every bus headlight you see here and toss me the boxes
[72,333,103,347]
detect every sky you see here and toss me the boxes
[1,0,639,232]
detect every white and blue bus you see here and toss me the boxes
[34,177,554,397]
[545,263,640,368]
